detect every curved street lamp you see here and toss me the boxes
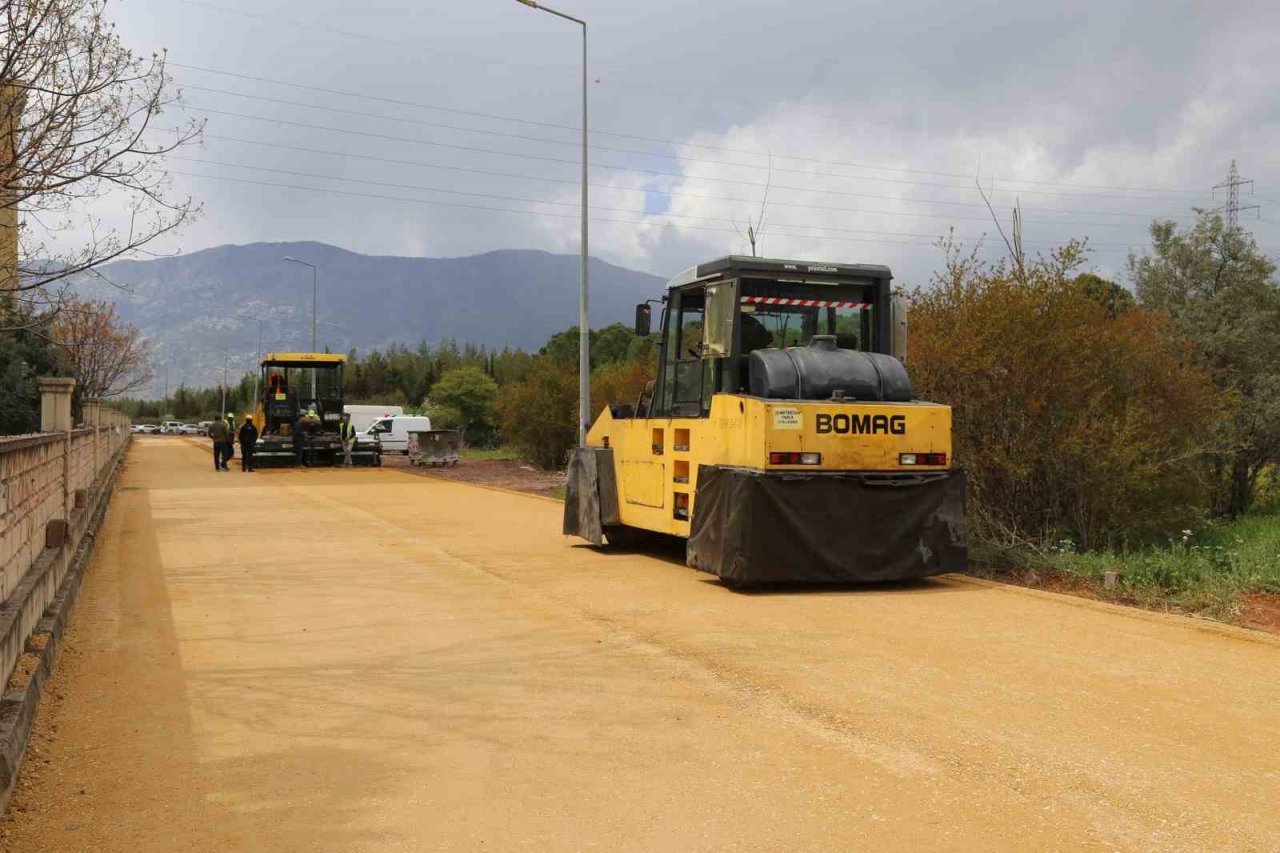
[514,0,590,446]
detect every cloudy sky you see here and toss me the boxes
[83,0,1280,285]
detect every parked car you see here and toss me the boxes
[364,415,431,455]
[134,424,160,434]
[343,404,405,433]
[160,420,184,434]
[178,423,202,435]
[197,420,215,436]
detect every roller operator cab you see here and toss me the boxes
[251,353,379,467]
[565,256,967,586]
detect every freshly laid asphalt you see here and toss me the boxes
[3,438,1278,851]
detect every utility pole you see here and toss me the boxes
[1213,160,1258,227]
[283,256,319,400]
[220,352,228,418]
[251,319,263,414]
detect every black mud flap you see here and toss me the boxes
[687,467,967,586]
[563,447,620,546]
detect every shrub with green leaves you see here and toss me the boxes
[910,239,1223,549]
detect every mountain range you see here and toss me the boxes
[78,242,666,395]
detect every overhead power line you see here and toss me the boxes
[167,168,1138,256]
[184,105,1199,218]
[181,83,1220,203]
[167,169,947,249]
[172,63,1216,198]
[170,155,1147,250]
[199,133,1171,230]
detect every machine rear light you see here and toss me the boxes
[769,452,822,465]
[900,452,948,466]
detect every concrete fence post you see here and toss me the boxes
[38,378,74,434]
[84,398,102,477]
[39,377,75,521]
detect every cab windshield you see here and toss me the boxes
[738,282,875,355]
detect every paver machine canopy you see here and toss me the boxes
[253,353,376,467]
[565,255,967,586]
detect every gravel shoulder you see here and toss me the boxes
[4,439,1278,851]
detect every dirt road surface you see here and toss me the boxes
[3,439,1278,851]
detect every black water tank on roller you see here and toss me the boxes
[748,336,913,402]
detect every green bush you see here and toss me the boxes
[0,308,67,435]
[423,403,463,432]
[910,240,1223,550]
[429,366,499,446]
[496,359,577,469]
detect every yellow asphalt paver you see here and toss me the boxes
[3,438,1278,851]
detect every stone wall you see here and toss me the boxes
[0,384,130,690]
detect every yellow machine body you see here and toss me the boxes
[587,394,952,538]
[562,255,966,585]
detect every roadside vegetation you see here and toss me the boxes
[913,213,1280,623]
[1061,515,1280,615]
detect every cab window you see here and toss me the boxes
[657,288,709,417]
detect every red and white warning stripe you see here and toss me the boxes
[741,296,871,310]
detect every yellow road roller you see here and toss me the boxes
[564,255,966,586]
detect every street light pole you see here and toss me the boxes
[515,0,590,447]
[251,319,263,413]
[282,255,319,400]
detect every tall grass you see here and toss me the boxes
[1028,515,1280,618]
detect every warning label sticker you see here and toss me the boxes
[772,407,802,430]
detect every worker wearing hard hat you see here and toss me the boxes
[223,413,237,465]
[292,412,307,467]
[238,414,259,472]
[338,413,358,467]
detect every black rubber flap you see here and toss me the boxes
[563,447,618,545]
[687,466,967,585]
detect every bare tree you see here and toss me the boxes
[733,153,771,257]
[974,174,1025,282]
[2,0,202,327]
[49,295,151,398]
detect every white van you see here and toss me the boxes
[343,404,405,433]
[364,415,431,454]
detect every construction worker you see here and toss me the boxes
[207,417,230,471]
[292,413,307,467]
[338,413,357,467]
[223,413,236,465]
[238,414,259,472]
